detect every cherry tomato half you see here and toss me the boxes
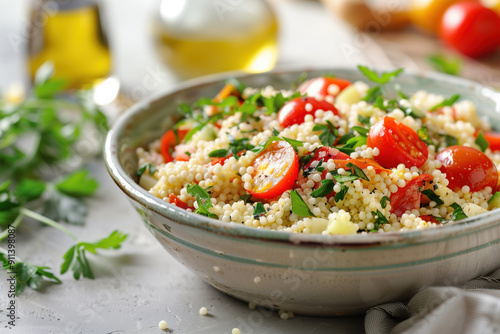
[160,129,189,163]
[436,145,498,192]
[391,174,433,217]
[299,77,352,98]
[367,116,429,169]
[483,132,500,151]
[419,215,442,224]
[168,193,192,210]
[277,97,339,128]
[249,141,299,199]
[440,1,500,58]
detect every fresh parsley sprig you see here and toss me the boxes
[313,120,338,147]
[187,184,218,219]
[475,131,489,153]
[430,94,460,111]
[290,190,314,217]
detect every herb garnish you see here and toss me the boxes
[427,54,462,76]
[430,94,460,111]
[440,134,458,147]
[313,120,338,147]
[475,131,489,153]
[417,127,436,147]
[310,179,335,198]
[187,184,217,219]
[290,190,314,217]
[208,135,255,160]
[358,66,404,85]
[421,189,444,206]
[450,202,468,221]
[137,163,158,177]
[380,196,390,209]
[370,209,389,232]
[253,202,266,218]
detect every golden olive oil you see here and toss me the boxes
[155,0,278,80]
[28,2,111,89]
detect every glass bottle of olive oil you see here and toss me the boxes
[28,0,111,89]
[154,0,278,80]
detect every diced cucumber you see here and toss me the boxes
[488,191,500,209]
[310,217,329,234]
[187,124,217,144]
[139,173,158,190]
[336,85,362,106]
[462,203,488,217]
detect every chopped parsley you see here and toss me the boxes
[450,202,467,221]
[253,202,266,218]
[310,179,335,198]
[440,134,458,147]
[137,163,157,177]
[357,66,404,85]
[313,120,338,147]
[186,184,217,219]
[427,54,462,76]
[380,196,390,209]
[370,209,389,232]
[417,127,436,147]
[475,131,489,153]
[421,189,444,206]
[430,94,460,111]
[290,190,314,217]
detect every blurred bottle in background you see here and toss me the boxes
[28,0,112,89]
[154,0,278,80]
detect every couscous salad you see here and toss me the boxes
[137,67,500,235]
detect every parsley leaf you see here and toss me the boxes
[358,115,371,126]
[226,78,246,94]
[209,149,229,158]
[380,196,390,209]
[440,134,458,147]
[358,66,404,85]
[15,179,46,202]
[253,202,266,218]
[475,131,489,153]
[334,185,349,202]
[137,163,158,177]
[240,194,252,203]
[427,54,462,76]
[417,127,435,147]
[352,126,369,137]
[263,91,301,115]
[430,94,460,111]
[450,202,468,221]
[0,254,61,295]
[345,162,370,181]
[56,170,98,198]
[251,136,303,155]
[370,209,389,232]
[186,184,217,219]
[310,179,335,198]
[290,190,314,217]
[362,86,382,103]
[60,230,128,280]
[421,189,444,206]
[313,121,338,147]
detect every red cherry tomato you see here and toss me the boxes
[483,132,500,151]
[367,116,428,169]
[299,77,352,98]
[390,174,433,217]
[249,141,299,199]
[160,129,190,163]
[440,1,500,58]
[168,193,192,210]
[436,145,498,192]
[304,146,351,171]
[419,215,442,224]
[277,97,339,128]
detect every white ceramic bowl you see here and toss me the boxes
[104,68,500,316]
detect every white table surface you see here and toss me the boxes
[0,1,387,333]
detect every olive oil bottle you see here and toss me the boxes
[155,0,278,80]
[28,0,111,89]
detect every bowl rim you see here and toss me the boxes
[104,65,500,246]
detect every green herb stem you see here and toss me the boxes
[0,212,24,242]
[22,208,78,241]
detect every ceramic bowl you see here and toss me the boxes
[104,68,500,316]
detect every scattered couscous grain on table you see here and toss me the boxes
[136,66,500,235]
